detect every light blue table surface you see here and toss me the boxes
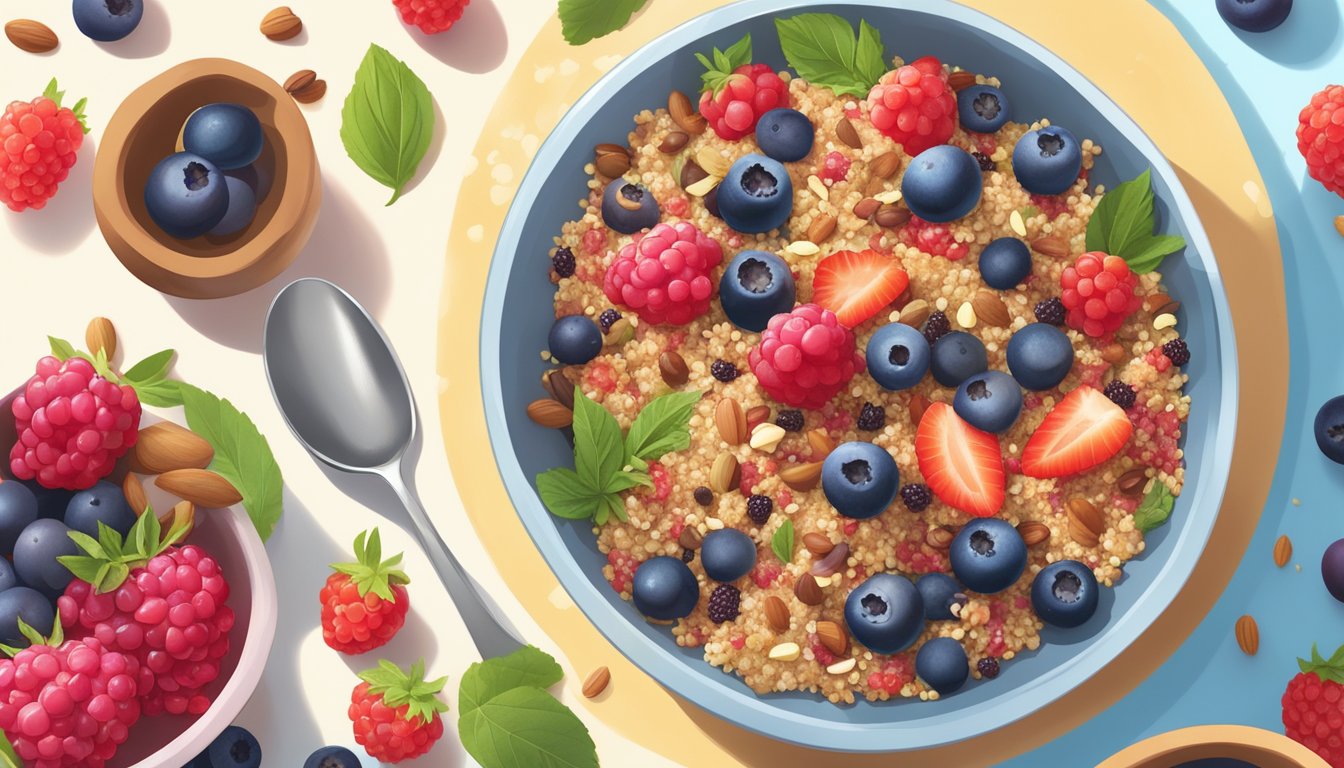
[1005,1,1344,764]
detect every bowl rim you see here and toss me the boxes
[480,0,1239,752]
[1096,725,1329,768]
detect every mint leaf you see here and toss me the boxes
[340,44,435,206]
[48,336,79,361]
[695,33,753,96]
[536,467,606,520]
[772,520,795,564]
[571,390,626,494]
[624,390,701,463]
[1133,481,1175,533]
[0,732,19,768]
[1085,170,1187,273]
[132,379,186,408]
[558,0,648,46]
[123,349,175,384]
[459,686,598,768]
[459,646,565,716]
[1122,234,1186,275]
[776,14,887,98]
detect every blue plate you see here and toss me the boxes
[481,0,1237,752]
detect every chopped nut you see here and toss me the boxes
[750,422,787,453]
[826,658,857,675]
[1009,209,1027,237]
[1153,313,1178,330]
[768,642,801,661]
[807,175,829,201]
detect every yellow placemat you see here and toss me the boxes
[438,1,1286,764]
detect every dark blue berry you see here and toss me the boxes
[597,308,621,334]
[710,359,739,382]
[1104,380,1136,410]
[552,246,576,278]
[900,483,932,512]
[776,409,804,432]
[746,495,773,526]
[1162,339,1190,367]
[707,584,741,623]
[1034,297,1066,325]
[857,403,885,431]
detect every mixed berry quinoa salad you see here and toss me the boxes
[529,14,1193,704]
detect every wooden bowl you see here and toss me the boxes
[93,58,320,299]
[1097,725,1329,768]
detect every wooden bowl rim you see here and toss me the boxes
[1096,724,1329,768]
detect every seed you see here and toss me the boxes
[693,486,713,507]
[745,405,772,426]
[1153,313,1178,330]
[527,399,573,428]
[1234,615,1259,656]
[750,422,787,453]
[835,117,862,149]
[826,658,857,675]
[679,526,703,550]
[816,620,849,655]
[1273,535,1292,568]
[290,78,326,104]
[85,317,117,360]
[658,131,689,154]
[1016,521,1050,546]
[853,198,881,220]
[802,532,834,556]
[806,428,835,457]
[603,317,634,345]
[1066,497,1104,547]
[810,542,849,578]
[685,174,719,197]
[594,148,632,178]
[1117,468,1147,496]
[668,90,707,134]
[794,574,825,605]
[778,461,822,491]
[695,146,731,178]
[659,351,689,386]
[874,205,910,229]
[542,369,576,410]
[971,291,1010,328]
[764,595,790,632]
[785,240,820,257]
[768,642,801,661]
[1009,209,1028,237]
[582,666,611,698]
[1031,236,1070,259]
[807,175,829,201]
[870,151,901,179]
[260,6,302,40]
[948,70,977,91]
[806,213,837,244]
[955,301,977,329]
[123,474,149,517]
[284,69,316,95]
[4,20,58,53]
[709,453,740,494]
[874,189,903,205]
[898,299,931,328]
[715,398,747,445]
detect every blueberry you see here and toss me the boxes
[978,237,1032,289]
[866,323,930,391]
[207,725,263,768]
[601,181,659,234]
[21,481,73,521]
[700,529,756,583]
[953,371,1023,434]
[901,145,983,223]
[949,518,1027,594]
[1217,0,1292,32]
[182,104,264,171]
[144,152,230,239]
[304,745,362,768]
[72,0,143,42]
[1031,560,1099,628]
[915,573,963,621]
[1314,396,1344,464]
[0,562,16,595]
[1012,126,1082,196]
[844,573,925,654]
[547,315,602,365]
[225,163,273,203]
[64,480,137,539]
[0,482,39,555]
[209,175,258,237]
[821,442,899,520]
[631,556,699,620]
[719,250,796,332]
[1006,323,1075,391]
[12,519,79,597]
[755,108,814,162]
[0,588,53,646]
[1323,539,1344,603]
[957,85,1010,134]
[915,637,970,694]
[717,154,794,234]
[930,331,988,387]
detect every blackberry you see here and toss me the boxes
[972,151,995,172]
[552,246,576,278]
[746,494,773,525]
[922,311,951,344]
[1162,339,1190,367]
[900,483,932,512]
[776,409,805,432]
[710,359,740,382]
[693,486,714,506]
[977,657,1000,680]
[598,308,621,334]
[1103,380,1136,410]
[1034,297,1066,326]
[682,548,696,563]
[857,402,886,431]
[706,584,741,623]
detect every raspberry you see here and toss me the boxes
[706,584,740,623]
[747,304,863,410]
[1033,297,1066,325]
[1059,252,1142,338]
[710,359,739,382]
[9,356,141,491]
[0,80,87,213]
[696,36,789,141]
[1162,339,1191,367]
[320,529,409,656]
[775,409,804,432]
[392,0,469,34]
[746,495,773,525]
[750,560,782,588]
[603,221,723,325]
[922,310,951,344]
[1103,380,1137,410]
[857,402,885,431]
[867,656,914,697]
[819,151,852,184]
[1282,644,1344,767]
[350,660,447,763]
[597,308,621,334]
[899,216,970,261]
[1297,84,1344,197]
[977,657,1001,679]
[551,245,575,278]
[865,56,957,156]
[900,483,932,512]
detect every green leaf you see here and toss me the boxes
[329,528,410,602]
[570,390,625,495]
[1085,169,1154,256]
[48,336,79,361]
[459,646,564,716]
[1298,644,1344,685]
[340,44,435,206]
[0,732,20,768]
[132,379,185,408]
[558,0,648,45]
[174,383,284,540]
[607,469,650,493]
[56,555,106,586]
[1133,481,1176,533]
[775,14,888,98]
[358,659,449,725]
[772,520,795,564]
[96,522,123,561]
[459,686,598,768]
[123,349,177,403]
[67,529,107,560]
[1121,234,1186,275]
[623,390,702,463]
[695,33,753,96]
[536,467,606,520]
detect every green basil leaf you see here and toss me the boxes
[1133,481,1175,533]
[571,390,625,494]
[558,0,648,46]
[855,20,887,87]
[1120,234,1186,275]
[1085,169,1154,256]
[624,390,702,463]
[459,646,564,716]
[123,349,176,385]
[459,686,598,768]
[340,44,435,206]
[776,13,887,98]
[536,467,605,520]
[772,520,795,564]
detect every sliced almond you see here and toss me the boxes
[802,532,834,557]
[948,70,977,91]
[709,453,740,494]
[260,6,302,40]
[1031,236,1070,259]
[1066,497,1104,548]
[784,240,820,258]
[668,90,707,135]
[955,301,977,329]
[658,351,689,386]
[122,473,149,517]
[1009,209,1028,237]
[806,428,835,458]
[836,117,862,149]
[972,290,1011,327]
[1235,615,1259,656]
[1153,313,1178,330]
[806,213,837,244]
[794,573,824,605]
[695,146,731,179]
[678,526,702,550]
[527,399,573,428]
[685,174,720,198]
[1017,520,1050,546]
[826,658,857,675]
[768,642,801,661]
[853,198,881,220]
[897,299,931,329]
[925,526,955,549]
[155,469,243,509]
[908,393,931,426]
[582,666,611,698]
[85,317,117,360]
[815,620,849,655]
[1273,535,1293,568]
[158,500,195,536]
[874,189,903,205]
[807,175,829,201]
[130,422,215,475]
[658,131,689,154]
[716,398,747,445]
[750,422,786,453]
[5,20,58,53]
[1117,468,1148,496]
[764,595,790,632]
[779,461,822,491]
[870,151,901,179]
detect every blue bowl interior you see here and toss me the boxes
[481,0,1235,752]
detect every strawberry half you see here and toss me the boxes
[915,402,1005,517]
[812,249,909,328]
[1021,385,1133,478]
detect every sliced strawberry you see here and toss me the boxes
[1021,385,1133,478]
[915,403,1005,517]
[812,249,909,328]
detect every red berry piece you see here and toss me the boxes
[321,529,410,655]
[392,0,470,34]
[819,151,852,184]
[695,35,789,141]
[1059,252,1142,338]
[0,79,88,212]
[865,56,957,156]
[350,659,447,763]
[1020,385,1133,478]
[898,216,971,261]
[811,249,910,328]
[1298,84,1344,198]
[1282,644,1344,766]
[602,221,723,325]
[747,304,863,410]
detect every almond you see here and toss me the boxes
[806,213,837,244]
[874,204,911,229]
[582,666,611,698]
[745,405,771,427]
[908,393,931,426]
[709,453,740,494]
[870,151,901,179]
[123,474,149,517]
[898,299,931,329]
[835,118,862,149]
[658,131,689,154]
[971,290,1011,328]
[1143,293,1176,314]
[948,70,977,91]
[695,146,732,179]
[284,69,317,95]
[1117,468,1148,496]
[1017,520,1051,546]
[292,79,327,104]
[1336,215,1344,238]
[1235,614,1259,656]
[668,90,707,135]
[802,532,834,557]
[542,369,575,410]
[5,20,57,53]
[806,428,835,458]
[156,469,243,509]
[658,351,689,386]
[594,147,631,178]
[925,526,955,549]
[816,620,849,656]
[260,6,302,40]
[1031,236,1070,259]
[85,317,117,360]
[764,595,790,632]
[678,526,702,550]
[130,422,215,475]
[779,461,822,491]
[1101,343,1128,365]
[716,397,747,445]
[863,176,886,196]
[853,198,881,220]
[527,399,573,428]
[1066,497,1104,548]
[1273,535,1293,568]
[794,573,824,605]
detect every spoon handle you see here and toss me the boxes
[380,463,527,659]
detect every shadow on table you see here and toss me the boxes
[1226,0,1341,69]
[398,99,447,202]
[409,0,508,74]
[162,178,391,352]
[95,0,171,59]
[8,136,97,255]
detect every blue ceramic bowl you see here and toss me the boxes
[481,0,1237,753]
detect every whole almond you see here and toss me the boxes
[806,428,835,458]
[835,118,862,149]
[807,213,837,244]
[130,422,214,475]
[594,148,631,178]
[156,469,243,509]
[870,151,901,179]
[1117,468,1147,496]
[658,131,689,154]
[908,393,931,426]
[764,595,790,632]
[779,461,822,491]
[527,399,573,428]
[542,369,575,410]
[716,398,747,445]
[85,317,117,360]
[874,205,911,229]
[1101,343,1128,365]
[709,453,740,494]
[678,526,702,550]
[1017,520,1051,546]
[668,90,706,135]
[948,70,977,91]
[659,351,689,386]
[1066,497,1104,547]
[802,532,834,557]
[292,79,326,104]
[260,6,302,40]
[1273,535,1293,568]
[898,299,931,329]
[745,405,771,427]
[1336,215,1344,238]
[1031,236,1070,259]
[1143,293,1176,314]
[794,573,825,605]
[853,198,881,220]
[1235,615,1259,656]
[971,290,1011,327]
[122,474,149,517]
[284,69,317,95]
[815,620,849,656]
[582,666,611,699]
[925,526,955,549]
[5,20,57,53]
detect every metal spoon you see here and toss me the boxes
[263,277,525,658]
